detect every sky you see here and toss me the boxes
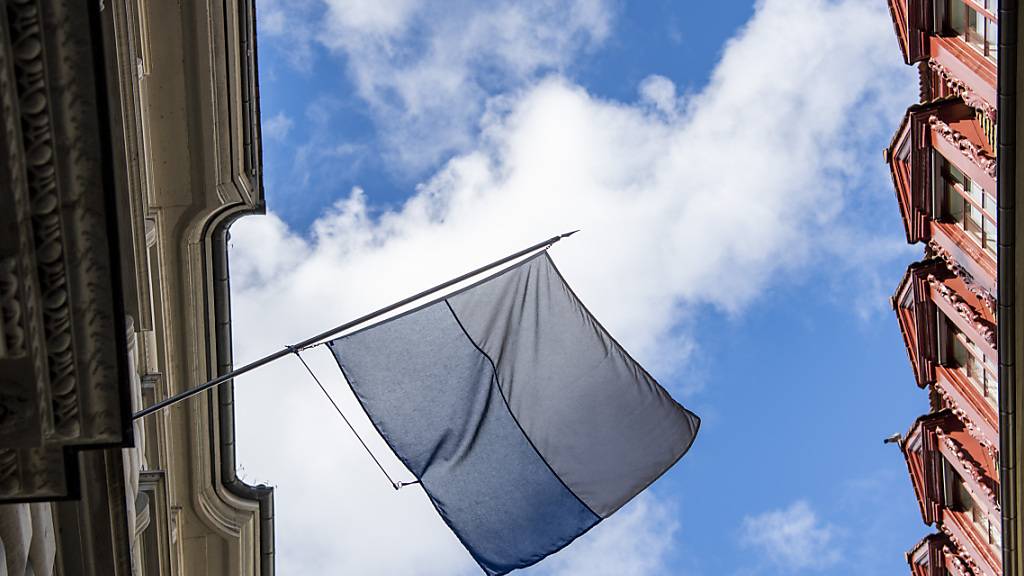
[230,1,929,574]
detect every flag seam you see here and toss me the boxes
[333,312,600,576]
[443,298,605,575]
[327,251,549,343]
[442,299,600,519]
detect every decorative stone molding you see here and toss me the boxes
[0,258,26,358]
[9,0,80,437]
[0,0,131,501]
[936,426,1000,513]
[928,59,997,121]
[0,503,57,576]
[940,525,984,576]
[928,239,997,316]
[928,115,997,179]
[927,274,997,349]
[0,0,47,431]
[933,382,997,461]
[941,543,976,576]
[0,0,275,568]
[0,385,31,439]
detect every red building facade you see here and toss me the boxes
[886,0,1001,574]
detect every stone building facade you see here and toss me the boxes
[0,0,274,573]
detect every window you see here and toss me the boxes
[899,286,915,311]
[955,478,1001,549]
[947,0,998,62]
[943,461,1001,551]
[943,315,998,409]
[935,153,997,258]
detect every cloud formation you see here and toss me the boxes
[740,501,842,571]
[262,111,294,142]
[318,0,613,171]
[531,496,679,576]
[233,0,914,573]
[257,0,322,72]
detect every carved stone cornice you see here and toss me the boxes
[9,0,80,437]
[936,426,1000,513]
[928,115,997,179]
[928,59,997,121]
[941,524,984,576]
[942,542,976,576]
[933,381,997,461]
[0,0,132,501]
[0,258,25,357]
[927,274,997,349]
[927,239,997,317]
[0,0,46,454]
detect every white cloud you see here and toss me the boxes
[262,112,294,141]
[323,0,421,35]
[257,0,322,72]
[739,501,841,571]
[318,0,613,171]
[230,346,477,575]
[529,496,680,576]
[639,75,680,118]
[232,0,914,573]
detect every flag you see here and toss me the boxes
[327,252,699,575]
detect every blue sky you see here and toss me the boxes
[231,1,929,574]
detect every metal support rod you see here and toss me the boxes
[132,231,578,420]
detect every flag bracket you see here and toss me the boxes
[131,231,579,421]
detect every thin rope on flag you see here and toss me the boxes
[288,346,417,491]
[132,230,578,421]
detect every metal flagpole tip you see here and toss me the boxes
[548,230,580,246]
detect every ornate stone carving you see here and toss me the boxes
[0,258,26,357]
[47,0,124,441]
[927,274,997,349]
[933,382,997,460]
[928,59,997,121]
[940,525,983,576]
[936,426,1000,512]
[8,0,80,437]
[928,240,997,316]
[0,0,46,404]
[0,386,30,438]
[0,0,132,501]
[941,543,975,576]
[928,115,997,179]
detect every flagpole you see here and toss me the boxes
[132,230,578,420]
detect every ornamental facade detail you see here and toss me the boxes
[0,0,274,573]
[886,0,1001,574]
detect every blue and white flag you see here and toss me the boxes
[327,252,700,575]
